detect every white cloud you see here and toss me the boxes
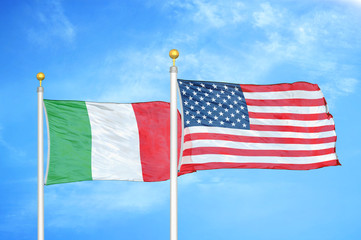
[50,1,360,107]
[242,3,361,90]
[0,126,26,158]
[45,181,168,228]
[320,77,358,112]
[164,0,246,28]
[253,2,283,28]
[93,47,171,103]
[179,173,299,224]
[320,78,359,108]
[338,78,358,93]
[27,0,75,45]
[332,0,361,7]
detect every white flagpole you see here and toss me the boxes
[169,49,179,240]
[37,72,45,240]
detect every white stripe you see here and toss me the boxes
[182,153,337,164]
[86,102,143,181]
[185,126,336,139]
[243,90,323,100]
[247,105,327,114]
[183,140,335,151]
[249,118,334,127]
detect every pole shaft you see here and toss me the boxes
[170,66,178,240]
[37,87,44,240]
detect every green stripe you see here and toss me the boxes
[44,100,92,185]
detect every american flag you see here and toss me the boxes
[177,79,339,173]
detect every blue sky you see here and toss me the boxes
[1,0,361,239]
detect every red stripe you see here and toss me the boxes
[183,147,335,157]
[184,133,336,145]
[248,112,330,121]
[179,160,341,173]
[132,102,185,182]
[240,82,320,92]
[245,98,326,106]
[250,124,335,132]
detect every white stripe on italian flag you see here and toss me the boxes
[44,100,184,185]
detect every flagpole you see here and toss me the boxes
[169,49,179,240]
[37,72,45,240]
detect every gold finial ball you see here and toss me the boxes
[169,49,179,60]
[36,72,45,81]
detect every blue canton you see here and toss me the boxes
[178,79,250,130]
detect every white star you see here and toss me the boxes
[231,113,235,117]
[243,123,247,128]
[214,116,218,120]
[211,98,216,102]
[236,110,240,114]
[182,90,186,95]
[241,106,245,110]
[186,86,190,90]
[205,93,209,97]
[224,108,229,112]
[235,87,239,91]
[220,121,224,125]
[232,123,235,126]
[223,99,227,103]
[219,112,224,116]
[190,106,194,110]
[233,101,238,104]
[220,90,225,94]
[201,83,205,87]
[218,103,222,107]
[237,118,241,122]
[197,119,201,124]
[201,106,206,110]
[212,84,217,89]
[224,85,228,89]
[196,110,200,114]
[238,96,242,100]
[189,82,193,86]
[226,117,230,121]
[186,120,190,125]
[209,89,213,93]
[229,105,233,108]
[242,114,246,119]
[200,96,204,101]
[206,102,211,106]
[202,115,207,119]
[179,81,183,84]
[185,111,189,115]
[195,101,199,105]
[191,115,195,119]
[189,96,193,100]
[208,120,213,124]
[197,87,201,91]
[207,111,212,115]
[227,95,231,99]
[213,106,217,111]
[216,93,220,98]
[184,101,188,105]
[231,91,235,95]
[193,91,197,96]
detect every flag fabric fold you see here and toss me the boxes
[177,79,339,174]
[44,100,183,185]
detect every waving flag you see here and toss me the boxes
[44,100,185,185]
[177,79,339,173]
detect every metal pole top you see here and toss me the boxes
[169,49,179,66]
[36,72,45,87]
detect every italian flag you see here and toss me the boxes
[44,100,183,185]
